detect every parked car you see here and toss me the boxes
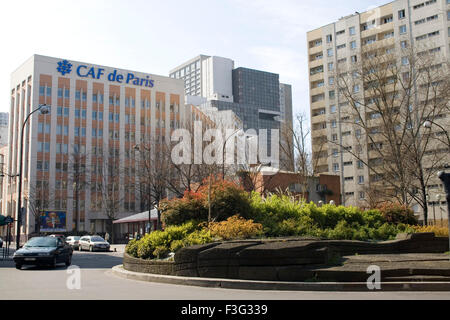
[49,234,66,242]
[66,236,81,249]
[0,236,3,248]
[79,235,110,252]
[13,236,73,270]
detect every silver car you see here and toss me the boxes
[78,236,110,252]
[66,236,81,249]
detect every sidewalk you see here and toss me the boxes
[0,246,15,261]
[109,244,126,254]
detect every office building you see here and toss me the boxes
[6,54,185,240]
[170,55,294,168]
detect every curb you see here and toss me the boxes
[111,265,450,292]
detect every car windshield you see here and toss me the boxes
[24,237,57,248]
[71,236,80,240]
[90,237,105,242]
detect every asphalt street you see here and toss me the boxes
[1,248,450,300]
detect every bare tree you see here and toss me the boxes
[332,44,450,223]
[24,184,52,234]
[134,137,173,230]
[99,157,124,243]
[68,147,90,233]
[279,112,326,199]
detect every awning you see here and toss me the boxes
[113,209,158,224]
[0,215,14,226]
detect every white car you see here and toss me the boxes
[78,236,110,252]
[66,236,81,249]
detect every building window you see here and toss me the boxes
[399,25,407,34]
[350,41,357,49]
[398,9,406,19]
[332,148,338,157]
[349,27,356,35]
[330,105,337,113]
[401,57,409,65]
[359,192,366,200]
[333,163,340,172]
[327,48,333,57]
[358,176,365,184]
[326,34,333,43]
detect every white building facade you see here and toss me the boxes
[7,54,185,240]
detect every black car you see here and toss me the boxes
[13,236,73,270]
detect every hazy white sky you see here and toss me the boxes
[0,0,389,117]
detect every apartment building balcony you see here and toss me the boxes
[309,44,323,55]
[362,37,395,52]
[309,58,324,69]
[360,22,393,39]
[310,99,325,110]
[309,72,324,83]
[311,113,327,124]
[312,128,328,139]
[310,86,325,96]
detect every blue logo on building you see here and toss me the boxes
[55,60,155,88]
[57,60,73,76]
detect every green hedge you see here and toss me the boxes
[126,222,213,260]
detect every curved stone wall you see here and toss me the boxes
[122,233,449,281]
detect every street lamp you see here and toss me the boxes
[133,144,155,233]
[436,194,443,226]
[437,171,450,261]
[222,129,244,179]
[16,104,50,249]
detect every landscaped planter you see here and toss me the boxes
[123,233,449,282]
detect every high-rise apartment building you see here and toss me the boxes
[169,55,234,103]
[307,0,450,215]
[0,112,9,147]
[7,54,185,240]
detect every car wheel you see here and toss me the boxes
[65,255,72,267]
[15,264,22,270]
[89,246,93,252]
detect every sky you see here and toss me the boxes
[0,0,390,119]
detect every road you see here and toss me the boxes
[1,248,450,300]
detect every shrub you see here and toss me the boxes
[184,229,214,246]
[160,193,207,226]
[153,246,170,259]
[161,178,252,226]
[412,225,448,237]
[133,222,199,259]
[125,239,139,257]
[208,215,263,240]
[170,240,185,252]
[127,222,214,259]
[377,203,418,225]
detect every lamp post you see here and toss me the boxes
[436,194,443,227]
[133,144,154,233]
[222,129,244,179]
[16,104,50,249]
[437,172,450,260]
